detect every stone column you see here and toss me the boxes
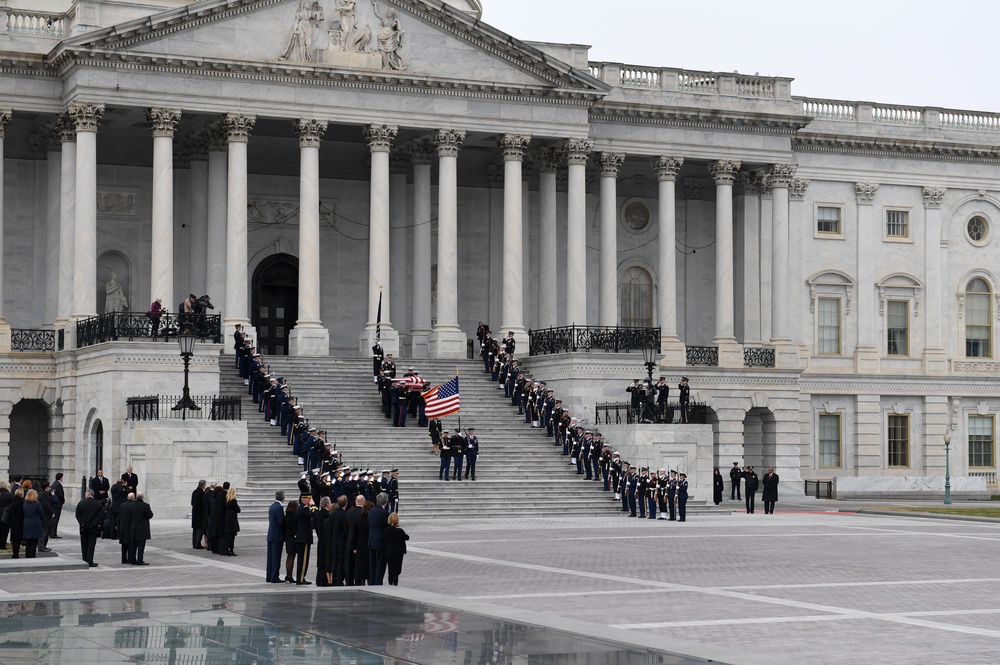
[187,148,209,295]
[653,156,685,367]
[409,140,435,358]
[537,148,560,330]
[204,126,228,317]
[499,133,531,351]
[69,101,104,321]
[854,182,880,373]
[44,127,61,328]
[708,160,742,367]
[223,113,255,337]
[146,108,181,309]
[0,111,10,349]
[290,119,329,355]
[56,116,76,329]
[389,149,410,341]
[564,138,593,326]
[360,124,398,355]
[430,129,467,358]
[768,164,801,368]
[598,152,624,327]
[922,187,948,374]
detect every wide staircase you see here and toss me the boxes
[220,355,631,521]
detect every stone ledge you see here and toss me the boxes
[834,475,990,501]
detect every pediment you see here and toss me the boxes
[51,0,606,97]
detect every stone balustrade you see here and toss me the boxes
[3,9,65,37]
[588,62,792,100]
[800,97,1000,133]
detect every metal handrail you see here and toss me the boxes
[528,326,660,356]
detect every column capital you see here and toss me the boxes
[183,136,208,161]
[389,148,410,173]
[223,113,256,143]
[537,147,561,174]
[0,110,11,138]
[486,164,504,188]
[652,156,683,181]
[434,128,465,157]
[855,182,880,205]
[67,101,105,132]
[173,139,194,167]
[203,124,228,152]
[409,139,436,166]
[146,107,181,138]
[923,186,947,209]
[498,133,531,161]
[768,163,797,188]
[294,118,328,148]
[598,151,625,177]
[29,132,48,158]
[708,159,742,184]
[562,138,593,166]
[737,170,770,197]
[789,178,810,201]
[57,114,77,143]
[365,123,398,152]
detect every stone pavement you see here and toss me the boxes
[2,498,999,665]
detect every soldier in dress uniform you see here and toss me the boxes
[618,462,630,510]
[626,465,639,517]
[503,331,516,354]
[371,342,384,382]
[678,376,691,424]
[464,428,479,481]
[438,430,452,481]
[667,470,679,521]
[626,378,643,423]
[636,468,649,518]
[382,354,397,378]
[655,377,670,423]
[543,390,556,436]
[656,469,669,520]
[645,467,658,519]
[450,431,467,481]
[591,433,604,482]
[580,432,592,478]
[677,473,689,522]
[388,469,399,513]
[609,451,622,495]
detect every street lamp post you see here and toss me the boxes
[943,431,952,505]
[641,345,657,382]
[171,331,201,420]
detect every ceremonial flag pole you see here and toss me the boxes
[456,366,461,432]
[375,287,383,343]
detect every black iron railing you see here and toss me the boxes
[804,479,833,499]
[57,328,65,351]
[528,326,660,356]
[594,400,708,425]
[77,312,222,348]
[686,346,719,366]
[11,329,56,352]
[126,395,242,421]
[743,346,776,367]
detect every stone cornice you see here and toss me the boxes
[794,134,1000,164]
[590,101,811,135]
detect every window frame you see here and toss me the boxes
[887,413,910,469]
[885,299,910,357]
[968,414,996,470]
[884,207,912,242]
[619,265,653,329]
[818,412,842,469]
[966,214,992,248]
[815,204,844,239]
[964,278,993,359]
[816,297,842,356]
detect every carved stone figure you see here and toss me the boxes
[105,269,128,313]
[371,0,406,70]
[280,0,323,63]
[335,0,356,44]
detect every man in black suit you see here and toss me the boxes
[233,323,243,368]
[131,492,153,565]
[118,493,137,564]
[368,493,390,585]
[90,470,110,502]
[729,462,742,501]
[121,466,138,494]
[762,467,780,515]
[191,479,207,549]
[75,490,104,567]
[324,495,349,586]
[50,473,66,539]
[344,494,365,585]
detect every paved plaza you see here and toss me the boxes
[3,500,1000,664]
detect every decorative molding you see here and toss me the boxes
[768,163,797,187]
[789,178,810,201]
[67,101,105,133]
[536,147,561,174]
[562,138,593,166]
[97,187,139,218]
[0,110,11,139]
[591,103,809,136]
[223,113,256,143]
[389,148,410,173]
[433,128,465,157]
[57,114,77,143]
[682,177,710,200]
[248,196,335,228]
[409,140,436,166]
[794,135,1000,164]
[651,156,683,182]
[598,151,625,178]
[146,107,181,138]
[953,362,1000,374]
[203,124,228,152]
[855,182,879,205]
[364,123,398,153]
[498,133,532,162]
[0,363,57,375]
[923,186,947,209]
[708,159,741,184]
[294,118,328,148]
[737,171,770,197]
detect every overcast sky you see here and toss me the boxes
[480,0,995,113]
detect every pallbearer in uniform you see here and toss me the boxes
[636,468,649,518]
[667,470,678,521]
[656,469,669,520]
[645,468,657,520]
[619,462,630,511]
[371,342,384,382]
[677,473,689,522]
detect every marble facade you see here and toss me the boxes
[0,0,998,503]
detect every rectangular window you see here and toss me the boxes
[886,300,909,356]
[886,210,909,238]
[887,414,909,468]
[969,415,995,468]
[818,298,841,355]
[817,206,841,235]
[819,413,842,468]
[966,293,992,358]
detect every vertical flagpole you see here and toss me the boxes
[375,286,383,342]
[456,367,461,432]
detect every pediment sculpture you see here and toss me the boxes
[280,0,407,71]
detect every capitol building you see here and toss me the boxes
[0,0,997,507]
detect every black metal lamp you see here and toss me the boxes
[171,331,201,418]
[642,345,657,382]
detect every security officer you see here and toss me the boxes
[730,461,742,500]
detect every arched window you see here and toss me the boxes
[620,267,652,328]
[966,278,993,358]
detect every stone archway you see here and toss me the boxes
[252,254,299,356]
[91,419,104,475]
[9,399,51,478]
[743,407,776,469]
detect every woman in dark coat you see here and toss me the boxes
[209,486,226,554]
[21,489,46,558]
[384,512,410,586]
[743,466,759,515]
[8,489,25,558]
[712,468,724,505]
[283,500,299,582]
[0,483,12,550]
[223,487,241,556]
[352,501,372,586]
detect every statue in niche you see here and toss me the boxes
[371,0,407,70]
[280,0,324,63]
[104,269,128,313]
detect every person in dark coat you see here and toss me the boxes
[743,466,759,515]
[762,467,780,515]
[191,479,207,549]
[131,492,153,565]
[384,512,409,586]
[367,493,390,585]
[50,473,66,539]
[0,482,12,550]
[712,468,724,506]
[283,499,299,582]
[21,489,46,558]
[37,481,54,552]
[314,497,332,586]
[223,487,241,556]
[109,480,128,539]
[8,489,24,558]
[323,495,349,586]
[343,495,364,585]
[347,498,371,586]
[266,490,285,583]
[294,495,317,585]
[75,490,105,567]
[118,493,138,564]
[209,486,226,554]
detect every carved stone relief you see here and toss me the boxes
[281,0,407,71]
[96,188,139,218]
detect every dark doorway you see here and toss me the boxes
[9,400,50,478]
[743,407,776,470]
[92,420,104,473]
[252,254,299,356]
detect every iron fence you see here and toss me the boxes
[743,346,776,367]
[595,400,708,425]
[76,312,222,348]
[126,395,242,421]
[528,326,660,356]
[11,328,56,352]
[804,479,833,499]
[685,346,719,366]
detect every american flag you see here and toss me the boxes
[422,377,460,419]
[423,611,460,634]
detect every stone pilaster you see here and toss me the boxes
[223,113,256,339]
[0,110,10,350]
[43,123,61,328]
[430,129,467,358]
[598,152,625,327]
[56,116,76,329]
[564,138,593,326]
[922,186,948,373]
[499,133,532,352]
[708,159,742,367]
[409,140,435,358]
[854,182,880,373]
[68,101,104,321]
[768,164,801,369]
[146,107,181,311]
[653,156,685,368]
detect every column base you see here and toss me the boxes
[0,319,11,353]
[289,325,329,356]
[772,340,801,370]
[714,337,743,369]
[498,325,529,357]
[922,347,949,375]
[854,346,880,374]
[360,326,398,359]
[658,335,687,370]
[429,327,467,359]
[409,329,432,359]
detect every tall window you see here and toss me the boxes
[818,298,841,355]
[620,267,652,328]
[886,210,909,238]
[887,414,909,468]
[966,278,992,358]
[817,206,841,235]
[969,415,995,468]
[886,300,909,356]
[819,413,842,468]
